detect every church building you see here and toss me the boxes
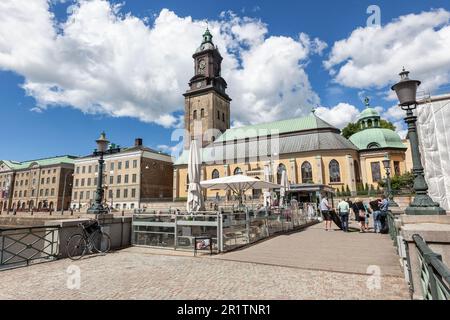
[173,29,409,200]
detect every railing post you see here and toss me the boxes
[174,213,178,251]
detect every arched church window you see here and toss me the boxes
[277,163,286,184]
[234,167,243,175]
[212,169,220,179]
[301,161,313,183]
[193,110,197,120]
[329,160,341,183]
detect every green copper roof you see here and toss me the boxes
[349,128,405,150]
[214,113,336,143]
[358,108,380,121]
[1,155,77,170]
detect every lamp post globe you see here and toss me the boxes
[391,69,445,215]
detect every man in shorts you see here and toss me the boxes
[320,196,332,231]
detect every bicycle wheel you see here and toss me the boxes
[67,234,87,260]
[90,230,111,254]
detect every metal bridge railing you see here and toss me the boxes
[413,234,450,300]
[0,226,60,270]
[387,210,399,247]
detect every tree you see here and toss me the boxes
[341,120,397,138]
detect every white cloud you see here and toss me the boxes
[324,9,450,97]
[385,105,405,121]
[314,103,360,129]
[0,0,324,127]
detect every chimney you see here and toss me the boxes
[135,138,143,147]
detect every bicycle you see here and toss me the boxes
[66,219,111,260]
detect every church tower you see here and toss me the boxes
[183,28,231,148]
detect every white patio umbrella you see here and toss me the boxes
[186,140,205,213]
[200,175,281,207]
[279,170,289,207]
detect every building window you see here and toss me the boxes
[212,169,220,179]
[124,174,129,184]
[367,142,381,149]
[130,203,135,209]
[277,163,286,184]
[87,178,91,186]
[124,189,128,198]
[301,161,313,183]
[133,160,137,168]
[108,190,113,199]
[201,109,204,117]
[110,162,115,170]
[75,179,79,187]
[86,191,90,200]
[80,191,84,200]
[234,167,243,175]
[94,177,97,185]
[81,178,85,187]
[118,162,122,170]
[222,113,225,122]
[76,167,80,174]
[117,175,121,184]
[329,160,341,183]
[132,174,137,183]
[116,189,120,198]
[51,189,55,196]
[371,162,381,183]
[73,192,77,200]
[88,166,92,174]
[52,177,56,184]
[39,190,43,197]
[45,189,49,196]
[217,110,220,119]
[125,161,129,169]
[24,190,27,197]
[82,166,86,174]
[95,165,98,173]
[41,178,44,185]
[394,161,401,176]
[109,176,114,185]
[193,110,197,120]
[131,188,136,198]
[31,189,35,197]
[46,177,50,184]
[19,191,22,197]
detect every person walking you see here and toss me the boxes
[346,198,353,220]
[354,198,367,232]
[369,197,382,233]
[337,198,350,232]
[379,194,389,232]
[320,195,332,231]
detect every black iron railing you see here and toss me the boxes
[0,226,60,270]
[413,234,450,300]
[386,210,399,247]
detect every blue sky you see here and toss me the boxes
[1,0,450,161]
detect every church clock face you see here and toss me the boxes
[198,59,206,74]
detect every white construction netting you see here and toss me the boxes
[416,95,450,211]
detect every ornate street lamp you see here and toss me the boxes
[382,153,398,207]
[391,68,445,215]
[87,132,121,215]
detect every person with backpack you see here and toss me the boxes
[354,198,367,233]
[369,197,382,233]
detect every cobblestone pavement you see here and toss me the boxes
[0,246,410,300]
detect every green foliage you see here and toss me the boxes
[341,119,396,139]
[378,171,414,192]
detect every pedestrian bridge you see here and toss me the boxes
[0,220,412,299]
